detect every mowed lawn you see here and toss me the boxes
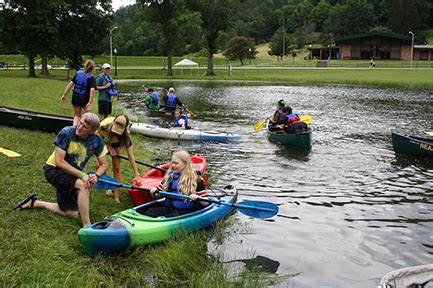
[0,76,283,286]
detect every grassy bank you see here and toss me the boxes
[2,66,433,89]
[0,77,287,286]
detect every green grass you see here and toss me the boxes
[4,65,433,89]
[0,76,289,286]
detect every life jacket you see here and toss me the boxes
[97,116,115,139]
[286,113,301,126]
[166,94,177,110]
[173,113,188,128]
[272,109,284,125]
[163,172,193,210]
[99,73,118,96]
[73,70,93,95]
[150,92,159,105]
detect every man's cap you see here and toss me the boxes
[168,87,175,93]
[111,115,127,135]
[277,99,286,106]
[102,63,111,69]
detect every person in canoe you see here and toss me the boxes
[145,150,207,217]
[61,60,97,126]
[97,115,140,203]
[268,99,286,131]
[142,87,160,111]
[171,107,190,130]
[96,63,118,121]
[13,113,108,228]
[278,106,308,134]
[163,87,183,111]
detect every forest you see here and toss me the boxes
[111,0,433,57]
[1,0,433,75]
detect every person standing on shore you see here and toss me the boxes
[61,60,97,126]
[97,114,140,203]
[96,63,118,121]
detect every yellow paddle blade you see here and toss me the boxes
[300,115,313,125]
[425,131,433,136]
[254,119,266,132]
[0,147,21,157]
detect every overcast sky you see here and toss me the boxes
[112,0,136,11]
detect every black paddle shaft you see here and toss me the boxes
[115,155,166,172]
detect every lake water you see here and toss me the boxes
[119,81,433,287]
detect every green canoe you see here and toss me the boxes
[391,133,433,159]
[266,121,312,151]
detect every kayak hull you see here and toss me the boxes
[128,154,208,206]
[391,133,433,159]
[0,106,73,133]
[130,122,242,143]
[78,185,238,255]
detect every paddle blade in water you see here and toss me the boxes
[235,200,278,218]
[425,131,433,136]
[300,115,312,125]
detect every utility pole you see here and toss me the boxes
[282,18,285,62]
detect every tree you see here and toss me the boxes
[140,0,199,76]
[268,27,291,61]
[187,0,236,76]
[326,0,375,36]
[1,0,112,77]
[223,36,257,65]
[387,0,421,33]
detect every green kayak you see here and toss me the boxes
[78,185,238,255]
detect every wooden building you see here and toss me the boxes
[308,31,433,61]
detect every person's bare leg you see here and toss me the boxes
[75,179,91,227]
[112,154,122,203]
[30,200,79,217]
[72,106,83,126]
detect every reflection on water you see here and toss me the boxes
[118,81,433,287]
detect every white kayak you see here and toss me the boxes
[130,122,242,143]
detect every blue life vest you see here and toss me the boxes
[150,92,159,105]
[73,70,93,96]
[166,94,177,110]
[99,73,118,96]
[173,113,188,128]
[163,172,193,210]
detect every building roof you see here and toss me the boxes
[334,31,412,43]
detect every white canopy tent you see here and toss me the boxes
[174,59,200,76]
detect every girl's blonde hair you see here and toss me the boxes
[162,150,197,195]
[84,60,95,74]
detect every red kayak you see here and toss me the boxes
[127,154,208,206]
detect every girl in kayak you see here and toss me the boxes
[146,150,206,217]
[268,99,286,131]
[97,115,140,203]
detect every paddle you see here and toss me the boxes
[0,147,21,157]
[425,131,433,137]
[115,155,166,172]
[94,174,278,219]
[254,115,313,132]
[182,105,196,118]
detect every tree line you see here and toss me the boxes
[1,0,432,77]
